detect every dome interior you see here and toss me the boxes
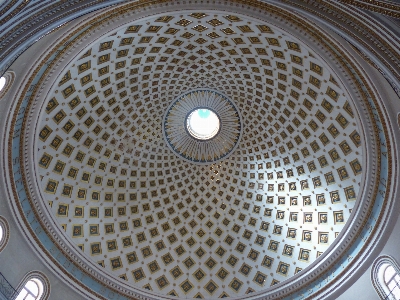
[36,11,363,298]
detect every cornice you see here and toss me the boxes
[278,0,400,96]
[0,0,131,75]
[0,0,399,100]
[0,0,31,27]
[337,0,400,18]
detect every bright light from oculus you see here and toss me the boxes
[186,108,220,140]
[0,77,5,92]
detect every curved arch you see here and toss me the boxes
[0,216,9,252]
[372,255,400,299]
[14,271,50,300]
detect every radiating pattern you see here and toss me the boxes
[164,89,241,163]
[35,11,364,298]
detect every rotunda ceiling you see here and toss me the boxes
[20,6,371,299]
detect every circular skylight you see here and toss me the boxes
[164,89,242,164]
[186,108,220,140]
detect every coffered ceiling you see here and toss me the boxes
[34,10,363,298]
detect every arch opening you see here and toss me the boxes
[15,278,44,300]
[0,77,6,92]
[372,256,400,300]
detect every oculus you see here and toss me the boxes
[186,108,220,140]
[163,89,242,164]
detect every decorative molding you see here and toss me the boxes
[0,0,130,75]
[280,0,400,94]
[345,38,400,98]
[0,216,10,253]
[164,89,242,164]
[337,0,400,18]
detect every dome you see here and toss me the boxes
[2,1,397,300]
[34,9,364,297]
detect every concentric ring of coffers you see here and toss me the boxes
[163,89,242,164]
